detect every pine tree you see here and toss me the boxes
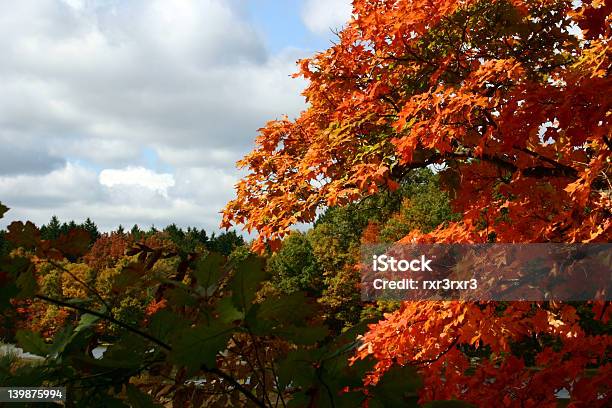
[130,224,142,240]
[82,217,101,243]
[41,215,62,240]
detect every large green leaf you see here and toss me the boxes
[279,347,367,408]
[47,324,75,357]
[230,255,267,311]
[369,365,422,407]
[86,334,149,370]
[51,313,101,360]
[148,309,190,343]
[170,320,234,370]
[251,292,317,324]
[193,252,224,293]
[277,348,316,391]
[165,286,197,307]
[215,296,244,324]
[0,282,18,311]
[273,324,329,345]
[245,291,327,343]
[15,330,49,357]
[75,313,100,333]
[48,311,103,358]
[15,268,37,298]
[0,362,46,387]
[113,263,144,290]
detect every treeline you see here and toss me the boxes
[1,168,458,407]
[2,168,450,338]
[0,216,245,257]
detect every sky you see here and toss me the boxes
[0,0,353,233]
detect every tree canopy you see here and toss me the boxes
[222,0,611,406]
[222,0,610,251]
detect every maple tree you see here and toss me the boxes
[222,0,611,406]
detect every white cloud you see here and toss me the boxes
[99,167,175,196]
[0,0,311,233]
[301,0,352,35]
[0,162,239,232]
[0,162,102,210]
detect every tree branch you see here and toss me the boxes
[514,146,578,178]
[35,294,171,351]
[36,294,267,407]
[207,367,266,408]
[46,260,111,312]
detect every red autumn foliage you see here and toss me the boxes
[223,0,611,406]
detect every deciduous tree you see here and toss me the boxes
[222,0,611,405]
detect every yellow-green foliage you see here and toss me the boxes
[61,263,94,299]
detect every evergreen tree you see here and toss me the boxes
[207,231,244,256]
[164,223,184,242]
[82,217,101,243]
[130,224,143,240]
[40,215,62,240]
[58,220,78,236]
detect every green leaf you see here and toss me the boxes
[277,349,316,390]
[320,319,375,362]
[279,346,366,408]
[245,293,328,344]
[92,335,149,369]
[166,286,197,307]
[230,255,267,311]
[0,282,18,311]
[194,252,224,292]
[275,324,328,345]
[15,269,37,298]
[148,309,190,343]
[126,384,162,408]
[48,311,102,357]
[15,330,49,357]
[75,313,100,333]
[253,292,317,324]
[47,324,76,357]
[0,363,46,387]
[370,365,422,407]
[170,320,233,370]
[113,263,143,290]
[215,296,244,324]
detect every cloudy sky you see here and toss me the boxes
[0,0,352,233]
